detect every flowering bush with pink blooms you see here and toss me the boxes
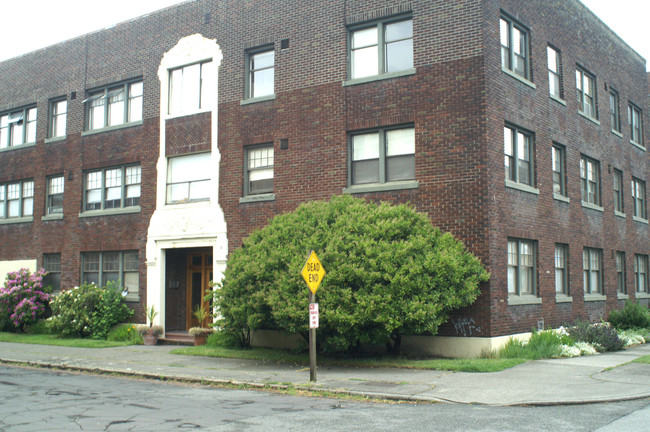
[0,268,52,332]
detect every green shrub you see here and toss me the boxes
[567,320,624,352]
[608,300,650,330]
[497,330,565,359]
[213,195,489,355]
[49,282,133,339]
[205,330,241,348]
[107,323,143,344]
[25,319,53,335]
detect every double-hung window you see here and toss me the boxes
[49,99,67,138]
[583,247,602,295]
[628,103,643,147]
[500,16,530,80]
[85,81,142,130]
[616,251,626,295]
[609,90,621,133]
[47,176,65,215]
[245,48,274,99]
[504,125,534,187]
[81,251,139,300]
[169,61,214,115]
[244,145,274,196]
[613,169,624,214]
[580,156,600,206]
[552,144,566,197]
[547,46,562,98]
[0,107,37,148]
[0,180,33,219]
[576,67,597,119]
[555,244,569,295]
[84,165,141,212]
[631,177,646,220]
[43,253,61,293]
[635,254,648,294]
[508,239,536,296]
[349,17,413,80]
[166,152,211,204]
[350,126,415,186]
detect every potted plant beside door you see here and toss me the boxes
[139,305,163,346]
[188,304,214,346]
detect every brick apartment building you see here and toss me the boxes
[0,0,647,356]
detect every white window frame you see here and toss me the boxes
[576,67,597,119]
[168,61,214,115]
[500,15,530,80]
[580,156,600,206]
[635,254,648,294]
[244,145,274,196]
[609,90,621,133]
[628,103,644,147]
[84,80,143,131]
[81,251,139,301]
[49,98,67,138]
[552,144,566,197]
[0,106,37,148]
[583,247,603,295]
[83,165,141,212]
[631,177,646,220]
[0,179,34,219]
[547,46,562,99]
[46,175,65,215]
[508,238,537,296]
[166,152,211,204]
[616,251,626,295]
[613,169,624,214]
[245,47,275,100]
[504,125,535,187]
[555,244,569,295]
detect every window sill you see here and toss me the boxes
[44,136,66,144]
[553,193,569,203]
[617,293,629,301]
[614,210,626,219]
[124,294,140,303]
[584,293,606,302]
[632,216,649,225]
[636,292,650,299]
[505,180,539,195]
[0,216,34,225]
[240,94,276,105]
[81,120,143,137]
[508,295,542,306]
[501,67,536,89]
[343,68,417,87]
[78,206,141,218]
[343,180,419,194]
[550,95,566,106]
[555,294,573,303]
[630,141,646,152]
[578,111,600,126]
[581,201,604,212]
[165,199,210,208]
[42,214,63,221]
[165,108,213,120]
[611,130,623,138]
[0,142,36,153]
[239,193,276,204]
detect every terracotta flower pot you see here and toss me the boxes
[193,334,207,346]
[143,330,159,346]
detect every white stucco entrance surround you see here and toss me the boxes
[146,35,226,331]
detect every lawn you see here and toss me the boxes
[633,355,650,365]
[0,332,133,348]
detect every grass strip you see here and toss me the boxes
[0,332,132,348]
[632,355,650,364]
[170,345,527,372]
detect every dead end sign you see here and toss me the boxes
[301,251,326,295]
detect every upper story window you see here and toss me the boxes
[0,180,34,219]
[350,126,415,186]
[576,67,597,119]
[169,61,214,115]
[0,106,37,149]
[508,238,536,296]
[635,254,648,294]
[244,145,274,196]
[349,17,413,80]
[85,81,142,131]
[555,244,569,296]
[47,175,65,215]
[613,168,624,214]
[609,90,621,133]
[547,46,562,99]
[580,156,600,206]
[552,144,567,197]
[49,99,67,138]
[500,15,529,80]
[583,247,603,295]
[616,251,626,295]
[245,48,274,99]
[504,125,534,187]
[84,165,141,212]
[166,152,211,204]
[628,103,643,147]
[631,177,647,220]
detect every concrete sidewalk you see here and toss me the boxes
[0,341,648,406]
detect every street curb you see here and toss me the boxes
[3,358,649,407]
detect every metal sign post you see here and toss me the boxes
[301,251,325,383]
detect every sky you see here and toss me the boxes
[0,0,648,70]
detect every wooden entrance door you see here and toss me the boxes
[186,253,213,329]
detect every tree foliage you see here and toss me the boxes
[214,195,489,354]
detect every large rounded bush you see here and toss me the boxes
[214,195,489,354]
[0,268,51,332]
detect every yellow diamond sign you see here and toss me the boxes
[301,251,326,295]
